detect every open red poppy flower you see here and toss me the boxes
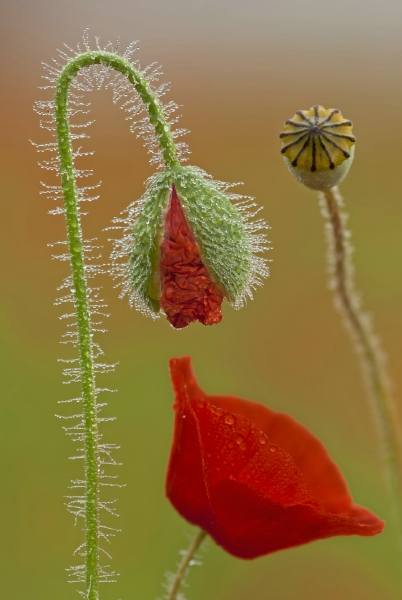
[166,357,384,559]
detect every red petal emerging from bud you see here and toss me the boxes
[159,185,224,329]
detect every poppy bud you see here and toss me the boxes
[280,105,355,191]
[124,165,268,328]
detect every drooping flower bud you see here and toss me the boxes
[111,165,268,328]
[280,105,355,191]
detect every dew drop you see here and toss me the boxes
[259,435,267,445]
[240,442,247,451]
[224,415,235,425]
[269,444,278,453]
[216,407,223,417]
[228,442,234,449]
[229,473,237,480]
[236,436,244,445]
[209,405,217,414]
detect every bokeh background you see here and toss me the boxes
[1,0,402,598]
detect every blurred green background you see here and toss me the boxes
[1,0,402,598]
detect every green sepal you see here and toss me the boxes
[173,165,252,303]
[128,171,171,313]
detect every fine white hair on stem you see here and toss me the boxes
[33,28,190,594]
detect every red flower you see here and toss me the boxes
[159,186,224,329]
[166,357,384,559]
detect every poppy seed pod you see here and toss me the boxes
[280,105,355,191]
[111,165,268,328]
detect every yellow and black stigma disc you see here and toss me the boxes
[280,105,355,172]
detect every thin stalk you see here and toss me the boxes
[167,530,207,600]
[320,185,402,530]
[54,51,180,600]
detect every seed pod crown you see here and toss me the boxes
[280,105,355,191]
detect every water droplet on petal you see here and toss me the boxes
[269,444,278,453]
[224,415,235,425]
[236,436,244,445]
[240,442,247,451]
[216,407,223,417]
[228,441,234,449]
[259,435,267,445]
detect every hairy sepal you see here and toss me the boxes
[173,166,252,304]
[128,172,171,313]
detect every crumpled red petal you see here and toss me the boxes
[159,186,224,329]
[166,357,385,559]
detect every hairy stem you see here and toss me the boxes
[320,186,402,529]
[54,51,180,600]
[168,530,207,600]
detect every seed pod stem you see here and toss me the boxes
[320,185,402,536]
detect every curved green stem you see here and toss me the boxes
[54,51,180,600]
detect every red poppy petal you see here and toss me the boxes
[171,356,353,514]
[192,395,316,507]
[159,186,224,328]
[210,479,383,558]
[166,359,215,528]
[166,357,385,559]
[207,396,354,515]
